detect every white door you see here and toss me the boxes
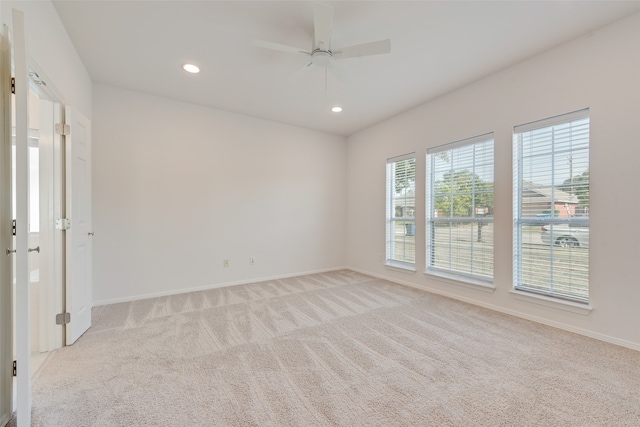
[12,8,33,427]
[65,107,92,345]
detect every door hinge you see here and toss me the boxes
[12,360,16,377]
[55,218,71,230]
[55,123,70,136]
[11,77,15,94]
[56,312,71,325]
[12,219,16,236]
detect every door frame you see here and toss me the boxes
[0,21,13,427]
[28,63,66,354]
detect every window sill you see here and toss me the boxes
[509,290,592,315]
[424,270,495,293]
[385,262,416,274]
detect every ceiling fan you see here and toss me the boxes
[254,3,391,79]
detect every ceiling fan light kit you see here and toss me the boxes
[311,48,333,67]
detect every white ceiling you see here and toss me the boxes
[52,1,640,136]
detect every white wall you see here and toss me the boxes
[1,0,92,117]
[346,12,640,350]
[92,84,347,304]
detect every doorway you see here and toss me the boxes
[2,10,93,425]
[11,66,65,407]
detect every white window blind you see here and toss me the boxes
[513,109,590,302]
[426,134,494,282]
[386,154,416,268]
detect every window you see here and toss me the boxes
[514,109,589,302]
[426,134,494,282]
[386,154,416,268]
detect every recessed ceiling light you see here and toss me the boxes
[183,64,200,74]
[331,106,343,113]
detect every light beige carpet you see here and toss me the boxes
[22,270,640,426]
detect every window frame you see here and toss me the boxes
[513,109,590,303]
[386,153,416,270]
[425,133,495,284]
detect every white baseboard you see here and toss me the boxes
[92,266,350,306]
[347,266,640,352]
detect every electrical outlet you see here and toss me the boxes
[249,257,255,265]
[223,259,229,268]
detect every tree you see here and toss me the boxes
[563,169,589,206]
[433,170,493,241]
[434,170,493,217]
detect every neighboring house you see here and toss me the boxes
[521,185,581,218]
[393,188,415,218]
[393,188,415,235]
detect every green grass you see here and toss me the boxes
[389,222,589,300]
[519,243,589,299]
[389,222,416,263]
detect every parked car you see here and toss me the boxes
[540,224,589,248]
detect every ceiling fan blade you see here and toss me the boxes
[253,39,310,56]
[313,3,333,50]
[288,61,314,81]
[328,61,351,86]
[333,39,391,60]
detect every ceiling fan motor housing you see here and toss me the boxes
[311,49,333,67]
